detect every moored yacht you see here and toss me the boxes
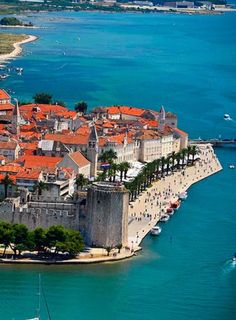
[171,200,181,210]
[150,225,162,236]
[179,191,188,200]
[160,214,170,222]
[229,164,235,169]
[166,208,174,215]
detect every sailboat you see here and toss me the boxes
[26,274,51,320]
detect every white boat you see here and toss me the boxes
[16,67,23,74]
[224,114,231,120]
[150,225,162,236]
[160,214,170,222]
[0,74,9,80]
[179,191,188,200]
[229,164,235,169]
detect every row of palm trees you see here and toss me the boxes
[124,145,199,202]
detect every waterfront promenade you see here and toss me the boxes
[128,144,222,249]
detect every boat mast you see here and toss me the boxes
[37,274,41,320]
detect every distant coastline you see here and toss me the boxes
[0,34,38,63]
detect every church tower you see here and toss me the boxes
[158,105,166,132]
[87,124,98,179]
[12,99,20,136]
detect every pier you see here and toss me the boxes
[190,139,236,146]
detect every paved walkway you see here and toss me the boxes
[128,144,222,249]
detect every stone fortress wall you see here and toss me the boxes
[0,183,130,248]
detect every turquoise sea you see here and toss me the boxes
[0,10,236,320]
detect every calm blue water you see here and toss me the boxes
[0,11,236,320]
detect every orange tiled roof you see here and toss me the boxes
[0,141,17,149]
[17,155,62,170]
[20,103,67,113]
[173,128,188,137]
[19,142,38,150]
[16,170,41,181]
[0,89,10,100]
[106,106,145,117]
[0,173,16,184]
[0,165,23,174]
[0,104,14,111]
[68,151,90,168]
[45,133,89,145]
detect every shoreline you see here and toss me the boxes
[128,144,222,249]
[0,144,222,266]
[0,34,38,63]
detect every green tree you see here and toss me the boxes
[0,17,23,26]
[96,171,107,182]
[0,221,13,257]
[75,174,88,191]
[10,224,29,257]
[45,225,67,253]
[0,174,14,199]
[74,101,88,114]
[123,161,131,180]
[33,92,53,104]
[190,145,198,165]
[105,246,112,256]
[32,227,46,254]
[116,243,122,253]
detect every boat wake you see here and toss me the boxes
[222,259,236,275]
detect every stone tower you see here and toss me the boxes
[85,183,129,248]
[158,105,166,132]
[12,100,20,136]
[87,124,98,178]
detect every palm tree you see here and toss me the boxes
[107,149,118,164]
[75,174,88,191]
[98,151,109,164]
[165,156,172,175]
[181,148,187,168]
[1,174,14,199]
[110,163,118,182]
[123,162,131,180]
[170,151,176,172]
[191,145,198,165]
[160,156,166,177]
[96,171,107,182]
[175,152,182,170]
[118,162,126,181]
[187,146,192,165]
[154,159,161,180]
[107,167,113,182]
[34,180,48,196]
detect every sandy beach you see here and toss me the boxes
[0,34,37,63]
[128,144,222,249]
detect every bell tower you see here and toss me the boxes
[12,99,20,136]
[87,124,98,179]
[158,105,166,132]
